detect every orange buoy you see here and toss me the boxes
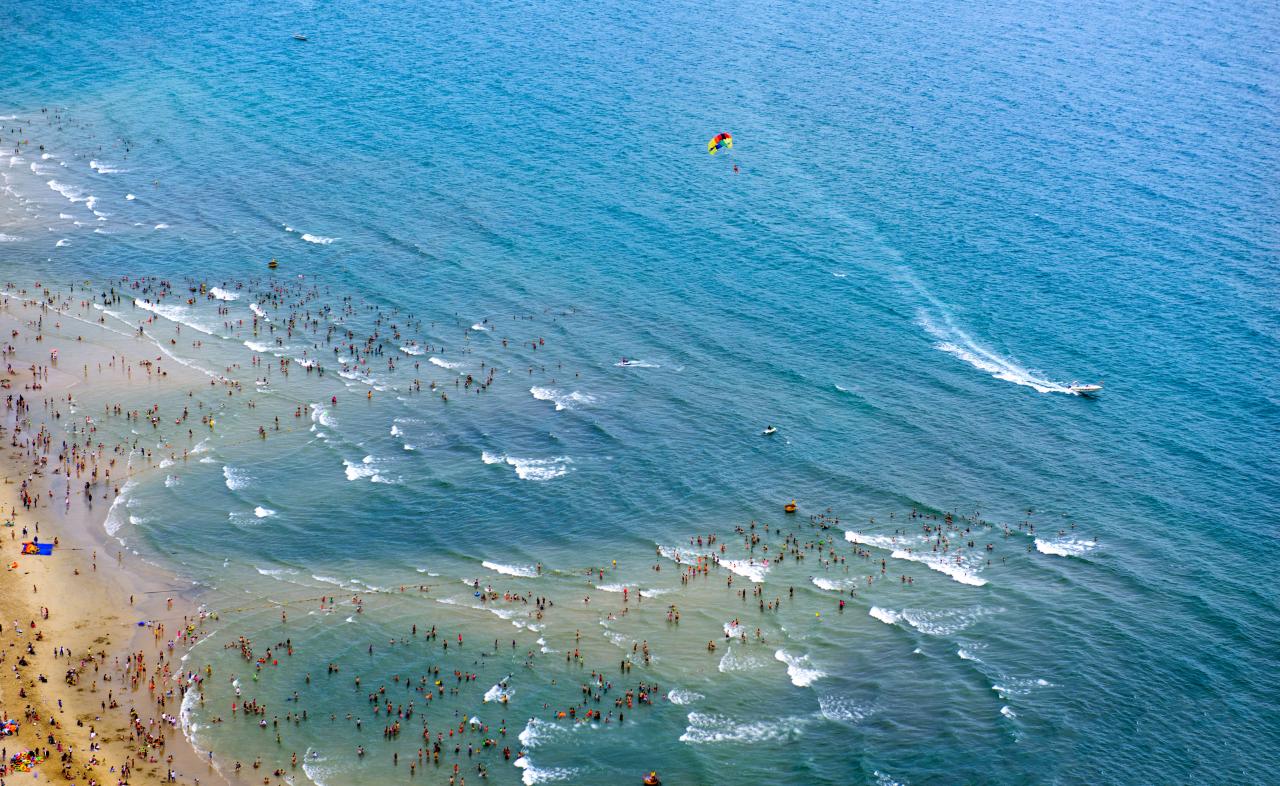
[784,499,798,513]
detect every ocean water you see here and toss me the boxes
[3,0,1279,784]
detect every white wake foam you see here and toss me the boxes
[721,558,770,583]
[1034,537,1097,557]
[679,712,812,744]
[481,451,571,481]
[667,688,704,705]
[918,309,1072,394]
[775,649,825,687]
[208,287,239,301]
[530,386,596,411]
[222,465,251,491]
[890,548,988,587]
[481,561,539,578]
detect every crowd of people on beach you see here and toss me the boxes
[0,275,1053,786]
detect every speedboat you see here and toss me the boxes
[1067,381,1103,396]
[293,33,308,41]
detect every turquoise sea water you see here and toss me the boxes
[2,0,1279,783]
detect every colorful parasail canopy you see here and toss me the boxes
[707,133,733,154]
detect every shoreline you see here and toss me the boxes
[0,294,226,786]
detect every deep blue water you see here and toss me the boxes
[2,0,1279,783]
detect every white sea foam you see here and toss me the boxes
[530,386,596,411]
[249,303,268,320]
[874,771,907,786]
[125,193,136,200]
[103,480,137,536]
[482,561,538,578]
[517,718,565,749]
[890,548,988,586]
[89,159,123,174]
[429,356,460,370]
[811,576,855,591]
[873,606,995,636]
[164,474,181,488]
[667,688,704,705]
[343,455,395,483]
[721,558,770,583]
[844,530,908,551]
[481,451,572,481]
[398,344,425,356]
[596,583,634,593]
[47,179,85,202]
[992,676,1053,699]
[154,223,169,230]
[775,649,825,687]
[818,695,874,724]
[253,506,276,518]
[283,224,336,244]
[133,298,216,335]
[223,465,251,491]
[1000,705,1017,719]
[483,681,513,703]
[208,287,239,301]
[55,239,70,247]
[1034,537,1097,558]
[869,607,901,626]
[717,645,766,673]
[244,340,271,353]
[513,755,574,785]
[655,544,708,565]
[615,359,659,368]
[256,566,297,577]
[679,712,812,744]
[0,233,21,242]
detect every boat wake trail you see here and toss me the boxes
[904,272,1072,394]
[918,309,1069,394]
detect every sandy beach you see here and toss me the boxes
[0,292,225,786]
